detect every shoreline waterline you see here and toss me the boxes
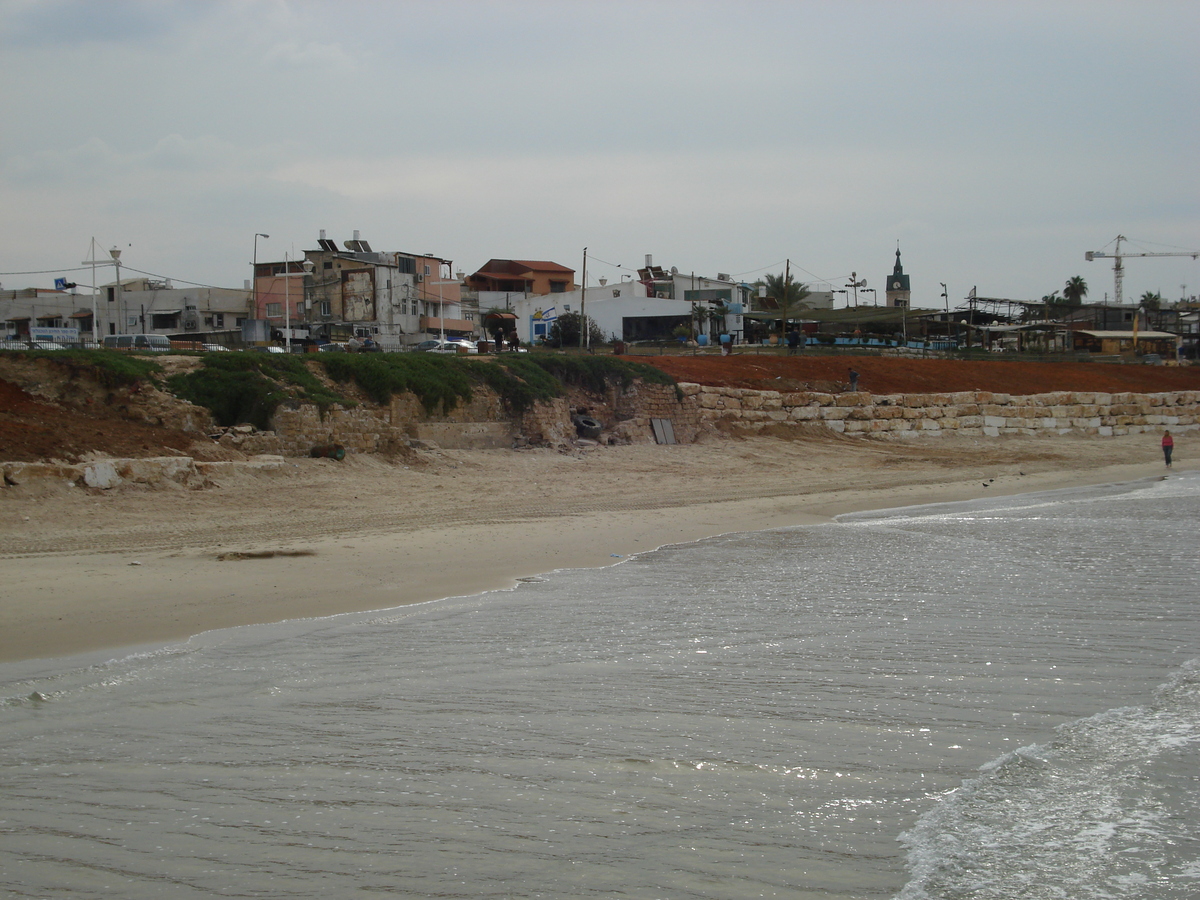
[1,434,1190,664]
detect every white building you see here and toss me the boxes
[507,273,750,345]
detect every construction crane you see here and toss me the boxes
[1085,235,1199,306]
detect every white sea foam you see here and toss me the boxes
[897,660,1200,899]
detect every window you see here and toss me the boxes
[549,281,567,293]
[324,261,333,270]
[319,300,332,317]
[266,303,282,318]
[151,313,179,329]
[215,313,224,328]
[204,316,214,327]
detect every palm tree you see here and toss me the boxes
[1139,290,1163,311]
[760,272,811,333]
[1062,276,1088,307]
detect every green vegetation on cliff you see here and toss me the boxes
[165,352,677,428]
[6,348,162,389]
[166,354,345,430]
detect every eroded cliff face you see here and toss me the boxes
[0,355,222,464]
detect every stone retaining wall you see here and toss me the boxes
[687,384,1200,437]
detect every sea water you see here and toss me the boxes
[1,473,1197,899]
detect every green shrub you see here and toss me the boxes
[471,356,563,412]
[320,354,475,414]
[26,349,161,388]
[167,354,344,429]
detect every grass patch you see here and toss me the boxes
[319,354,476,414]
[8,348,162,388]
[167,354,346,429]
[522,354,677,393]
[471,356,564,412]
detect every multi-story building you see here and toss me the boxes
[254,231,472,349]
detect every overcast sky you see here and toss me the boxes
[2,0,1197,308]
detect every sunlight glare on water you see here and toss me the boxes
[1,473,1197,899]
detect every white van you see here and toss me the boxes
[102,334,172,352]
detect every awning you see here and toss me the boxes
[70,310,94,319]
[1074,329,1177,339]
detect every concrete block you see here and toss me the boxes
[6,462,82,486]
[82,459,120,488]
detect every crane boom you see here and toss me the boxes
[1085,235,1199,305]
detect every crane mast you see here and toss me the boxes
[1085,235,1199,305]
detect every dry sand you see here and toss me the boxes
[0,429,1187,664]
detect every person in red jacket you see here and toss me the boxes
[1162,430,1174,467]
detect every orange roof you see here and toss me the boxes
[472,259,574,277]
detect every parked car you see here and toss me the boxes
[202,343,231,352]
[102,334,172,352]
[1,339,67,350]
[414,338,477,354]
[246,345,285,354]
[317,342,348,352]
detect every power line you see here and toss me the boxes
[0,265,96,276]
[0,263,243,292]
[121,266,244,292]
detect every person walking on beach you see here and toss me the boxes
[848,368,859,392]
[1162,430,1174,467]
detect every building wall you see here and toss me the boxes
[506,281,747,344]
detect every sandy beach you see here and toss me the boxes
[0,429,1187,664]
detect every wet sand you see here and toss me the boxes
[0,429,1187,663]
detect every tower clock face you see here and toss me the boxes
[892,281,901,289]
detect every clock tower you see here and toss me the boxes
[885,248,911,309]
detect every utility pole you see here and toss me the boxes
[784,258,790,334]
[110,247,123,334]
[579,247,587,350]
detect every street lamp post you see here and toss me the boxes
[940,283,949,312]
[253,233,269,318]
[845,273,866,307]
[109,247,123,334]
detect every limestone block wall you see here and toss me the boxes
[687,384,1200,438]
[520,397,573,446]
[610,382,702,444]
